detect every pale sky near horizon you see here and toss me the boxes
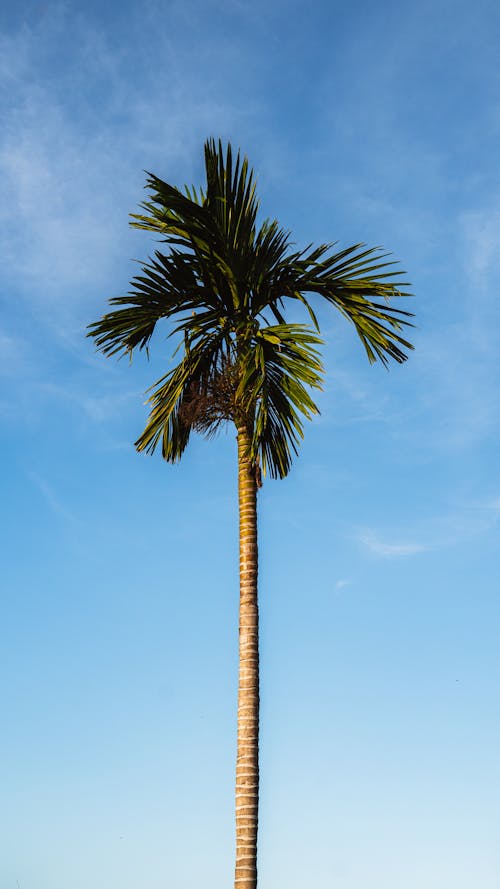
[1,1,500,887]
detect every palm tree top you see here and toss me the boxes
[88,138,414,479]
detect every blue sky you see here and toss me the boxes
[1,1,499,887]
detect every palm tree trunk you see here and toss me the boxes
[234,426,259,889]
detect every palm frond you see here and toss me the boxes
[285,242,414,366]
[237,323,324,479]
[135,330,228,461]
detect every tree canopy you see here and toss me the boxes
[88,139,413,479]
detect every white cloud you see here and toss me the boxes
[395,195,500,455]
[357,530,427,558]
[0,7,256,321]
[355,495,500,560]
[0,57,131,302]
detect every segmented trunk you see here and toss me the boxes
[234,427,259,889]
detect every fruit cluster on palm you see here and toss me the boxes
[88,139,413,889]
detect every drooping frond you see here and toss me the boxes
[290,242,413,366]
[237,323,324,479]
[259,241,413,367]
[135,329,229,462]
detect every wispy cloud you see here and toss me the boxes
[0,6,259,323]
[357,530,427,558]
[460,204,500,292]
[30,380,140,423]
[0,330,31,377]
[480,496,500,513]
[27,471,79,526]
[409,197,500,452]
[355,495,500,558]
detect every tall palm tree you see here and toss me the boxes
[88,139,413,889]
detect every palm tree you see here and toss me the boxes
[88,138,413,889]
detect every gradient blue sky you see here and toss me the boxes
[1,1,500,887]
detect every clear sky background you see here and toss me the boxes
[1,1,499,887]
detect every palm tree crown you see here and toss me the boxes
[88,138,413,478]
